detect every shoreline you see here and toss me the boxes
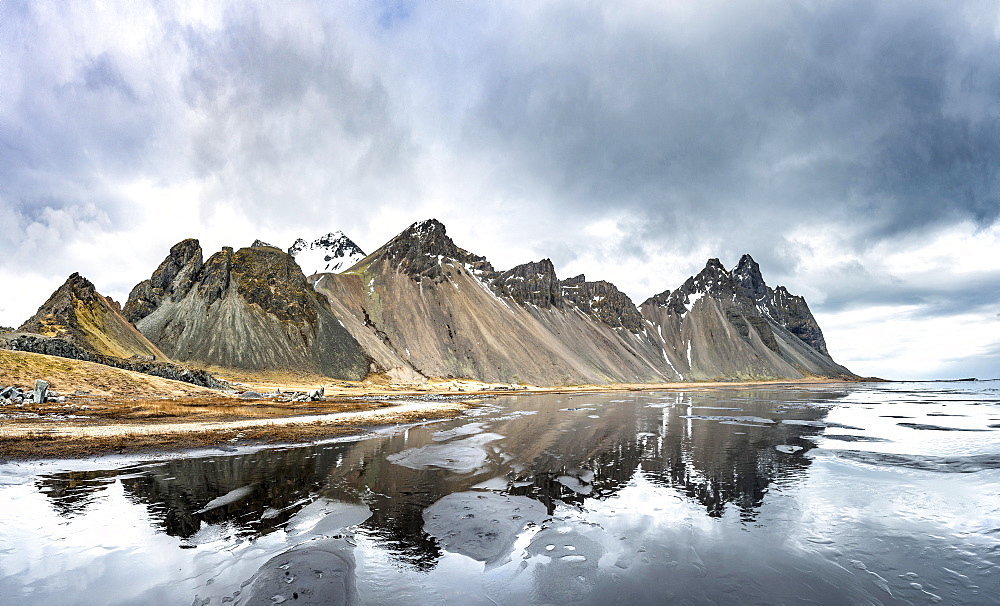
[0,377,866,461]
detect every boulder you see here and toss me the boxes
[239,391,263,400]
[34,380,49,404]
[307,387,326,401]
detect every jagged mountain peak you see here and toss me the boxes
[123,238,204,323]
[374,219,465,280]
[288,230,366,275]
[732,254,768,301]
[251,239,277,249]
[497,259,562,309]
[390,219,457,256]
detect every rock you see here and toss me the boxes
[239,391,263,400]
[51,396,66,404]
[33,380,48,404]
[12,395,23,405]
[0,398,9,407]
[0,386,16,399]
[307,387,325,401]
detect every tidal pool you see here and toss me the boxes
[1,381,999,604]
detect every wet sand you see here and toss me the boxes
[0,377,860,460]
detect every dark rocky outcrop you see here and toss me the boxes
[123,239,204,324]
[20,272,166,360]
[127,240,368,379]
[559,275,646,333]
[494,259,563,309]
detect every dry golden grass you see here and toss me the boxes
[0,349,225,398]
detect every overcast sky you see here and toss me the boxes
[2,0,998,380]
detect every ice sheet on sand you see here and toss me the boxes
[897,422,991,432]
[781,419,864,430]
[234,538,359,606]
[286,499,372,537]
[682,414,775,425]
[196,484,256,514]
[523,527,607,603]
[386,433,504,473]
[432,422,487,441]
[423,492,548,567]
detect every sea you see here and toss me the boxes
[1,381,998,604]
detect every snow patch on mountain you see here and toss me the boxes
[288,231,366,275]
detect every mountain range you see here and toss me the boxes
[4,219,855,386]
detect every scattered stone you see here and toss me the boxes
[0,398,9,407]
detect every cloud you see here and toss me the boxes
[0,0,998,380]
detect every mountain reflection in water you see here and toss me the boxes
[36,389,839,567]
[12,383,1000,605]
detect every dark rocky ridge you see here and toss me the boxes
[559,276,646,333]
[495,259,562,309]
[126,240,368,379]
[367,219,500,284]
[639,253,850,380]
[0,333,226,389]
[124,239,204,324]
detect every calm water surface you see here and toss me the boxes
[1,382,999,605]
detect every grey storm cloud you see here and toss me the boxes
[4,0,999,257]
[420,1,1000,254]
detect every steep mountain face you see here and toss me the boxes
[18,272,166,360]
[289,231,366,276]
[312,220,679,385]
[125,241,368,379]
[101,220,851,386]
[640,255,852,380]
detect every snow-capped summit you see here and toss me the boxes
[287,231,366,275]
